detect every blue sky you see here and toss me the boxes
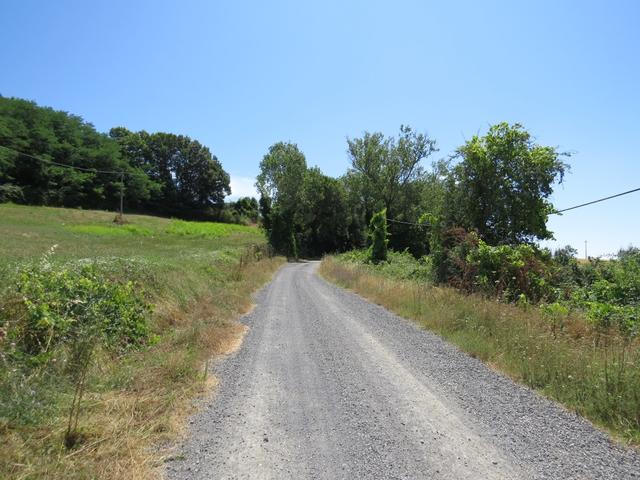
[1,0,638,256]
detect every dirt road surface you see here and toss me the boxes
[166,262,640,479]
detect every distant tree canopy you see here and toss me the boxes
[0,96,232,219]
[344,125,439,255]
[1,95,569,254]
[260,123,568,259]
[0,97,138,208]
[257,143,350,257]
[109,128,230,216]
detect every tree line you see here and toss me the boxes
[0,96,257,221]
[258,123,569,259]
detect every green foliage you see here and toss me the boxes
[337,249,433,281]
[466,239,552,303]
[0,97,233,221]
[257,142,307,209]
[257,142,307,254]
[568,248,640,336]
[297,167,350,256]
[345,125,438,254]
[165,219,255,238]
[258,146,352,257]
[0,97,153,210]
[445,122,568,245]
[0,184,24,203]
[368,208,388,264]
[109,128,231,214]
[290,231,299,260]
[7,253,151,361]
[228,196,259,224]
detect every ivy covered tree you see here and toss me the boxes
[369,208,388,263]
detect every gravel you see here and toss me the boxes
[165,261,640,479]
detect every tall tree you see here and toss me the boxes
[445,122,569,245]
[298,168,350,256]
[346,125,438,252]
[0,96,149,209]
[256,142,307,255]
[110,128,230,214]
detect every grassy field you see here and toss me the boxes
[0,204,284,479]
[320,256,640,446]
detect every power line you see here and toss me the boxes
[0,144,125,175]
[0,143,131,217]
[386,186,640,226]
[387,218,428,226]
[550,187,640,214]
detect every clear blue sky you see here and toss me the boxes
[1,0,638,256]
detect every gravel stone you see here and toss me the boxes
[165,262,640,479]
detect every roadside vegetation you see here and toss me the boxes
[0,203,283,479]
[321,248,640,444]
[257,120,638,444]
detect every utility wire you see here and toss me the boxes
[550,187,640,214]
[386,186,640,226]
[4,142,638,218]
[0,144,125,175]
[387,218,427,226]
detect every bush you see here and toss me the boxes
[467,240,552,303]
[6,254,151,361]
[0,184,24,203]
[568,248,640,337]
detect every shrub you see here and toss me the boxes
[0,184,24,203]
[7,254,151,361]
[466,240,552,303]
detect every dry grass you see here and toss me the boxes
[320,256,640,445]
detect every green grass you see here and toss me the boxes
[0,203,284,480]
[0,204,264,262]
[66,224,154,236]
[165,219,255,237]
[321,256,640,446]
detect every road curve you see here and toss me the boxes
[166,261,640,480]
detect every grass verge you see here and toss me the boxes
[320,256,640,445]
[0,204,285,479]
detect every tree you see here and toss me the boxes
[256,142,307,210]
[345,125,438,252]
[298,168,350,257]
[110,128,230,215]
[0,96,136,209]
[232,197,259,223]
[445,122,568,245]
[369,208,388,263]
[347,125,437,215]
[256,142,307,255]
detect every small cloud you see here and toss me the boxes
[227,175,258,201]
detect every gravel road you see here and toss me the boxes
[166,261,640,479]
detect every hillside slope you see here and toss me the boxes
[0,204,283,479]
